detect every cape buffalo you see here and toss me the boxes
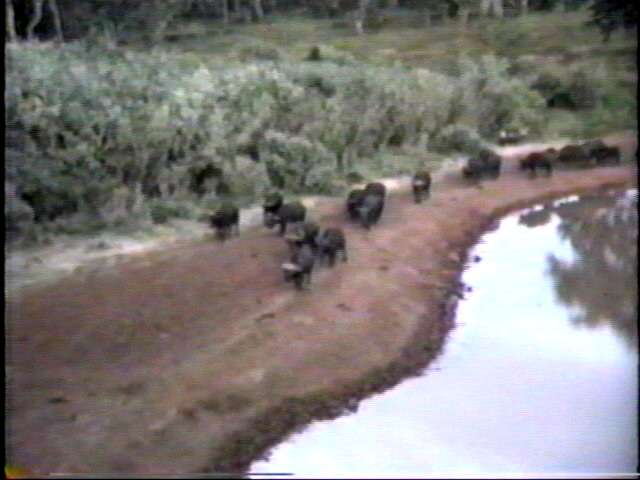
[579,139,622,165]
[285,221,320,256]
[346,189,366,220]
[210,203,240,240]
[557,144,590,167]
[263,192,284,226]
[364,182,387,198]
[316,227,348,267]
[358,194,385,230]
[412,170,432,203]
[281,243,315,290]
[520,151,553,176]
[463,149,501,179]
[265,201,307,236]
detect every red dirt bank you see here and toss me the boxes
[6,138,637,475]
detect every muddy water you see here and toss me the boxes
[250,189,638,478]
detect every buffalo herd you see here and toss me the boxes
[208,137,623,289]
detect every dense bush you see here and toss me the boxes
[457,55,546,140]
[531,62,631,111]
[481,20,532,57]
[430,124,488,156]
[233,42,287,62]
[5,43,547,243]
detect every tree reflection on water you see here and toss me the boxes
[518,190,638,348]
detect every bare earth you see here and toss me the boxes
[6,134,638,475]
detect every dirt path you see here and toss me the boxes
[6,135,637,476]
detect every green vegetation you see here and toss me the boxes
[5,9,637,245]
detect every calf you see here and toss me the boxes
[285,221,320,256]
[358,194,385,230]
[262,192,284,226]
[520,151,553,176]
[316,227,348,267]
[210,203,240,240]
[265,201,307,236]
[346,189,366,220]
[281,243,315,290]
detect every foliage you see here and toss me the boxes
[6,34,622,243]
[530,61,635,114]
[457,55,546,139]
[233,42,287,62]
[148,199,193,224]
[480,18,532,57]
[430,124,488,156]
[587,0,638,41]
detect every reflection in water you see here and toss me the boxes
[252,189,638,478]
[518,206,552,228]
[519,190,638,349]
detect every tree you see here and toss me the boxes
[456,0,480,26]
[480,0,503,17]
[26,0,44,41]
[6,0,18,42]
[588,0,638,41]
[253,0,265,19]
[48,0,64,42]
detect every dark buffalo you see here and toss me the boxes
[586,143,621,165]
[281,243,315,290]
[364,182,387,198]
[463,149,502,179]
[412,170,432,204]
[316,227,348,267]
[519,151,553,176]
[265,201,306,236]
[210,203,240,240]
[557,144,590,167]
[346,189,366,220]
[595,146,621,165]
[581,139,608,159]
[263,192,284,226]
[285,221,320,256]
[358,193,385,230]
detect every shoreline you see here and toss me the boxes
[6,133,637,476]
[5,131,634,297]
[203,177,637,476]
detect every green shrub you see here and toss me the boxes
[306,45,322,61]
[234,42,286,62]
[458,55,546,139]
[302,44,358,66]
[149,199,193,225]
[261,130,338,194]
[5,43,552,243]
[481,20,532,57]
[430,124,487,156]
